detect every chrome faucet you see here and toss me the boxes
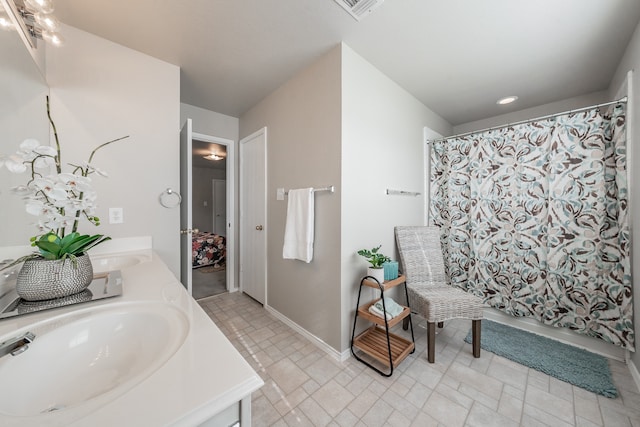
[0,332,35,358]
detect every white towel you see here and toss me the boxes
[282,188,314,263]
[369,304,392,320]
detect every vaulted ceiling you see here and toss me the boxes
[54,0,640,125]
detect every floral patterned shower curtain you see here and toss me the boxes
[430,103,634,350]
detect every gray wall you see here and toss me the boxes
[609,18,640,374]
[240,45,343,351]
[192,166,225,233]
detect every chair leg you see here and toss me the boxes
[427,322,435,363]
[402,317,409,330]
[472,319,481,358]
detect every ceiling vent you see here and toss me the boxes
[334,0,385,21]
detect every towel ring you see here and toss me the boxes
[159,188,181,208]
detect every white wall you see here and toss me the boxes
[340,44,452,352]
[453,90,609,135]
[240,45,343,351]
[180,103,238,141]
[0,27,49,247]
[609,19,640,376]
[46,24,181,275]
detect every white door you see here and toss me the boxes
[212,179,226,236]
[179,119,194,295]
[240,128,267,304]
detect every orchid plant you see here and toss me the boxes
[1,96,128,263]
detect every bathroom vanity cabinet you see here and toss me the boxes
[0,239,263,427]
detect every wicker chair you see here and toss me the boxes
[395,226,483,363]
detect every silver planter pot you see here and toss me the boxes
[16,254,94,301]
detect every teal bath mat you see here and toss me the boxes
[464,320,617,398]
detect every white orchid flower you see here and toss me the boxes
[33,145,57,157]
[6,121,126,244]
[30,177,68,201]
[84,162,109,177]
[25,199,50,216]
[33,155,56,169]
[4,155,27,173]
[16,139,41,162]
[10,185,30,195]
[18,138,40,153]
[57,173,93,192]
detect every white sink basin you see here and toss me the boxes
[91,254,148,274]
[0,302,189,418]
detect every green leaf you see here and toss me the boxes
[60,232,80,249]
[81,236,111,252]
[34,241,62,258]
[64,234,102,255]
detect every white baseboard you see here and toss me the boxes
[482,308,626,361]
[265,304,350,362]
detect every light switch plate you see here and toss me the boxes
[109,207,124,224]
[276,188,285,201]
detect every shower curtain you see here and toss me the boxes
[430,102,634,350]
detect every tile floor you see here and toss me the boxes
[199,292,640,427]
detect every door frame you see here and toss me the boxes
[192,131,236,292]
[179,119,193,295]
[211,178,226,235]
[239,127,267,304]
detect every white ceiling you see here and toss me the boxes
[53,0,640,125]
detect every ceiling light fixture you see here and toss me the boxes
[497,96,518,105]
[0,13,13,29]
[2,0,64,47]
[204,153,223,161]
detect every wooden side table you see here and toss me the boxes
[350,274,415,376]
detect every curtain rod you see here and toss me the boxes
[427,97,628,145]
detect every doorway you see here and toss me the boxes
[180,120,235,300]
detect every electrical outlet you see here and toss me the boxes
[109,207,124,224]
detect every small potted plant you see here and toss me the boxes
[357,245,390,283]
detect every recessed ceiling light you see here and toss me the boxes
[497,96,518,105]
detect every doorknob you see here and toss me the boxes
[255,225,263,231]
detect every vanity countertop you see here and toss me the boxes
[0,247,263,426]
